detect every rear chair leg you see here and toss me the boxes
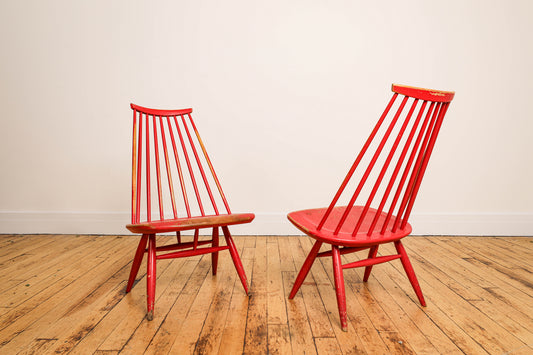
[394,240,426,306]
[222,226,249,295]
[126,234,149,293]
[289,240,322,299]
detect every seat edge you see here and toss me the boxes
[126,213,255,234]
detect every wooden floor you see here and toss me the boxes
[0,235,532,354]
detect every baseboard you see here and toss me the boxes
[0,211,532,236]
[408,213,533,236]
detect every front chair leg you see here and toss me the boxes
[394,240,426,307]
[289,240,322,299]
[126,234,149,293]
[146,234,157,320]
[222,226,249,295]
[332,246,348,331]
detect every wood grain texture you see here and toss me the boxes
[0,234,532,354]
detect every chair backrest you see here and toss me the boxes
[318,84,455,236]
[130,104,231,224]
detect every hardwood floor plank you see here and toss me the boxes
[356,273,438,354]
[266,239,288,325]
[0,235,532,355]
[503,237,533,251]
[282,271,318,355]
[18,337,58,355]
[314,337,342,354]
[0,235,98,293]
[378,254,490,354]
[425,237,533,316]
[160,257,214,354]
[0,234,58,258]
[391,241,526,354]
[289,237,335,338]
[192,256,239,354]
[217,257,252,355]
[243,236,268,354]
[299,239,368,354]
[64,287,135,354]
[408,238,488,299]
[0,236,135,353]
[483,237,533,265]
[141,258,209,354]
[442,237,533,279]
[267,324,292,355]
[0,236,122,317]
[372,264,464,354]
[278,236,297,272]
[43,278,127,354]
[343,274,411,354]
[116,258,189,353]
[506,344,533,355]
[406,238,533,345]
[0,236,117,311]
[95,259,181,351]
[378,331,416,355]
[0,234,17,248]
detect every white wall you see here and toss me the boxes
[1,0,532,236]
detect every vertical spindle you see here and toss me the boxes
[369,100,427,234]
[146,115,152,222]
[393,102,442,232]
[350,96,412,236]
[189,116,232,214]
[318,93,399,231]
[132,109,138,224]
[174,115,205,216]
[153,115,164,220]
[168,116,191,217]
[181,114,219,215]
[400,103,449,229]
[159,116,178,219]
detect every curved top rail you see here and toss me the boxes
[392,84,455,103]
[131,103,193,116]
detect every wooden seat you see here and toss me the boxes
[287,84,455,331]
[126,104,254,320]
[288,206,410,247]
[126,213,255,234]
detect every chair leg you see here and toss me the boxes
[146,234,157,320]
[289,240,322,299]
[221,226,249,295]
[126,234,149,293]
[394,240,426,307]
[363,246,379,282]
[212,227,219,275]
[332,246,348,331]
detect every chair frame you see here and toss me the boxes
[287,84,455,331]
[125,104,254,320]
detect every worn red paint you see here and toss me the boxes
[126,104,254,320]
[288,84,455,331]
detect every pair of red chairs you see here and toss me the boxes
[125,84,454,330]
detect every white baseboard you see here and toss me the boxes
[0,211,532,236]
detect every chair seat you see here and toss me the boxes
[126,213,255,234]
[287,206,412,247]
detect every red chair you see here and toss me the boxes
[125,104,254,320]
[287,84,455,331]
